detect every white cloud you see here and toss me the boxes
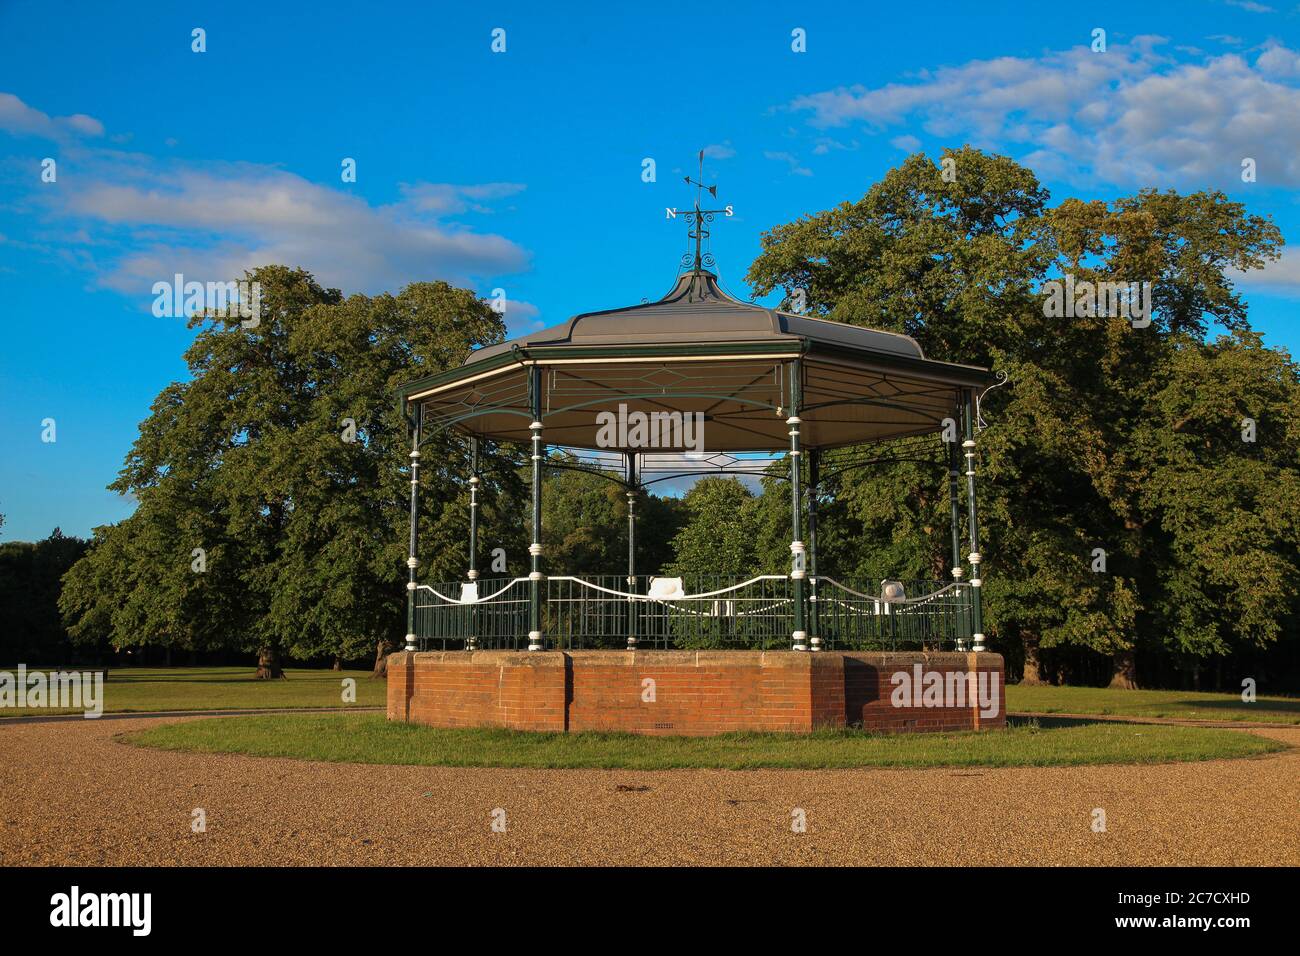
[8,161,525,312]
[1256,42,1300,76]
[0,92,104,139]
[52,162,530,297]
[890,134,922,152]
[702,142,736,159]
[1232,248,1300,290]
[1223,0,1274,12]
[811,136,857,155]
[764,150,812,177]
[399,181,525,215]
[495,297,540,329]
[787,40,1300,188]
[3,91,531,300]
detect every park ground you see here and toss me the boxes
[0,714,1296,865]
[0,667,1296,866]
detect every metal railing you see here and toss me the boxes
[813,578,973,650]
[414,578,529,650]
[547,574,793,649]
[414,573,971,651]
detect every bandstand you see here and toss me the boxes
[387,206,1005,735]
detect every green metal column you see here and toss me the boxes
[404,404,422,652]
[807,447,821,651]
[528,366,545,651]
[947,414,966,649]
[466,436,480,652]
[963,390,985,652]
[625,451,638,650]
[788,359,808,651]
[468,437,480,581]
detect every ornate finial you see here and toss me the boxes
[668,149,733,273]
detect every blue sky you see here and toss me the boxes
[2,0,1298,541]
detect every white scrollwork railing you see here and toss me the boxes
[416,578,530,605]
[816,577,961,610]
[546,574,788,603]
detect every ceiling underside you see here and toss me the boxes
[415,356,966,453]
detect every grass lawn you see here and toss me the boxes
[123,712,1287,770]
[0,666,385,717]
[3,663,1294,726]
[1006,684,1300,724]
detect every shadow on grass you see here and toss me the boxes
[106,670,365,685]
[1007,714,1116,730]
[1174,697,1300,716]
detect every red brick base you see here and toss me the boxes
[388,650,1005,735]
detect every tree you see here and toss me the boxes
[748,148,1068,677]
[537,456,686,577]
[0,529,91,664]
[1133,331,1300,686]
[747,147,1294,687]
[1033,189,1287,686]
[635,487,687,575]
[668,477,763,576]
[60,265,510,678]
[541,459,627,575]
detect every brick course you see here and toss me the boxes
[388,650,1005,735]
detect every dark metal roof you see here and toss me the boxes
[465,269,927,365]
[397,265,996,451]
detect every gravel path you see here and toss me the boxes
[1,715,1295,866]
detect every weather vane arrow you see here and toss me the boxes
[667,149,733,273]
[685,149,717,200]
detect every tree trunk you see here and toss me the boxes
[372,638,395,679]
[1108,649,1138,689]
[1020,632,1045,685]
[255,645,285,680]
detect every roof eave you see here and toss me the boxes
[395,339,808,404]
[395,336,997,411]
[800,339,997,387]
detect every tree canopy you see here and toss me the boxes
[59,266,518,675]
[0,529,91,664]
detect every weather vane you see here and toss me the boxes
[666,150,734,273]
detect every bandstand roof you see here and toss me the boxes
[398,268,996,452]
